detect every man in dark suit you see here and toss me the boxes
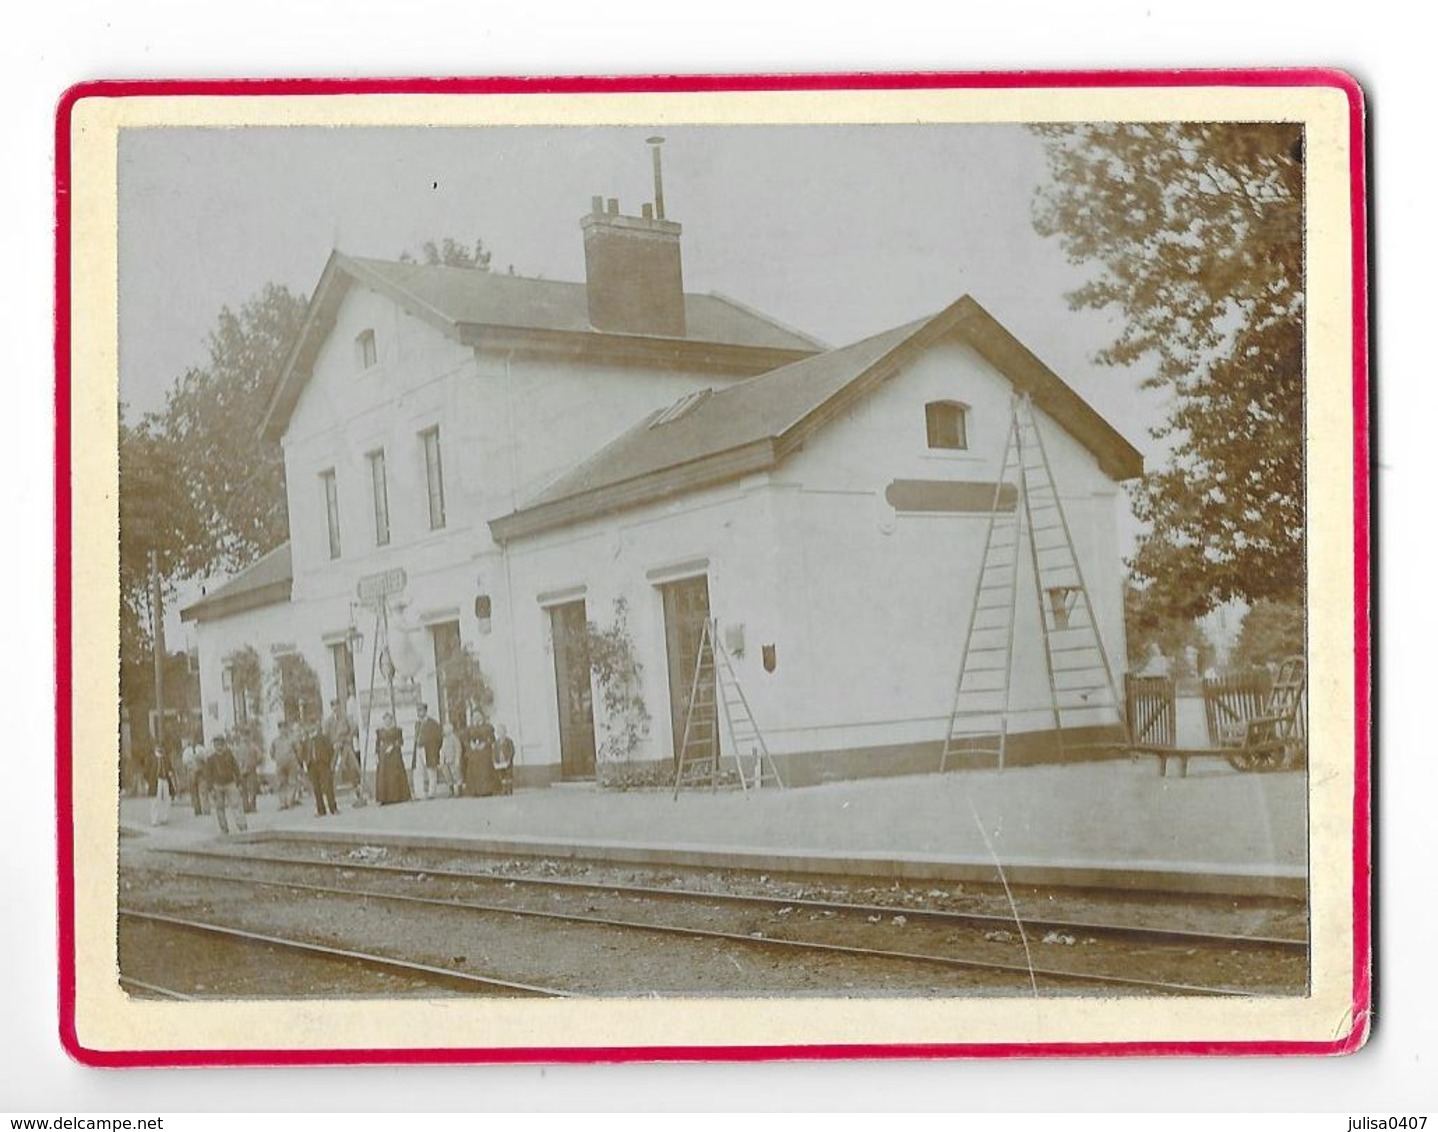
[303,724,339,817]
[412,702,445,799]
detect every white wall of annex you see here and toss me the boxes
[501,477,791,772]
[192,601,332,745]
[773,335,1130,752]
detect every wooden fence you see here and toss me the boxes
[1202,670,1279,747]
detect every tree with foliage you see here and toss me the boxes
[1231,599,1305,670]
[399,237,493,270]
[118,412,206,724]
[1123,581,1211,680]
[160,283,308,577]
[1032,123,1304,620]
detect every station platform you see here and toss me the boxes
[120,758,1308,899]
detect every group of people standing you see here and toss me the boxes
[136,697,518,833]
[371,702,515,804]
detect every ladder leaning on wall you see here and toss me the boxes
[939,394,1128,772]
[673,618,784,796]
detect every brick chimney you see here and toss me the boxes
[581,152,686,337]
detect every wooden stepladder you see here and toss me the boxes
[673,618,784,796]
[940,395,1127,771]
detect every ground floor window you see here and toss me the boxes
[330,640,356,704]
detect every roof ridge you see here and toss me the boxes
[708,312,936,404]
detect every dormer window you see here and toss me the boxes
[925,400,969,450]
[648,388,712,428]
[355,328,378,370]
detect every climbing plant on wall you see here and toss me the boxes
[585,597,652,769]
[266,650,322,727]
[439,645,496,726]
[223,645,263,723]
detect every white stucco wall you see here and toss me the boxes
[192,602,331,744]
[498,332,1132,776]
[501,477,790,774]
[768,335,1128,756]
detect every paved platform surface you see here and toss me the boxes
[122,758,1308,898]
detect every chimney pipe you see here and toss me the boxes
[646,136,666,220]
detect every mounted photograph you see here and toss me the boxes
[59,75,1367,1061]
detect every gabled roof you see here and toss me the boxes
[179,542,292,623]
[489,296,1144,543]
[259,253,824,441]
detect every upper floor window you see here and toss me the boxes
[355,329,378,370]
[367,449,390,546]
[421,427,446,530]
[321,468,342,559]
[925,400,969,451]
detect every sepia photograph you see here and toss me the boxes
[59,76,1365,1060]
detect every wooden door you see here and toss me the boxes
[660,576,713,764]
[549,601,597,779]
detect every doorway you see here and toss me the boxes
[429,620,463,727]
[548,600,597,779]
[660,575,714,765]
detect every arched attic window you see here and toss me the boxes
[355,328,378,370]
[925,400,969,450]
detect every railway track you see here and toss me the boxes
[161,844,1309,954]
[119,907,568,998]
[123,846,1307,998]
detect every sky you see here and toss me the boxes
[117,123,1166,453]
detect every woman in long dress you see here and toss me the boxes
[461,717,497,797]
[374,711,412,805]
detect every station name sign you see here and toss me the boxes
[357,567,407,602]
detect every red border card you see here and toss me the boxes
[57,70,1369,1065]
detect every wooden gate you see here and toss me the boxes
[1124,674,1176,749]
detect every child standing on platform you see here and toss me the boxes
[492,723,515,796]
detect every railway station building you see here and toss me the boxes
[181,186,1142,787]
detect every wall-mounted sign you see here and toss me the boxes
[357,567,407,602]
[359,683,422,712]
